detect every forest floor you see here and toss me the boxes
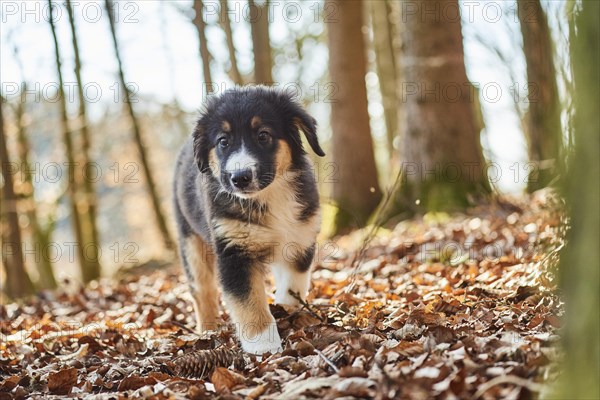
[0,191,565,399]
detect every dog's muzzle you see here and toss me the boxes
[230,168,253,190]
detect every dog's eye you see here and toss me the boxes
[218,137,229,148]
[258,131,270,144]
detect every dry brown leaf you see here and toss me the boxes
[339,366,369,378]
[47,367,77,395]
[390,341,425,357]
[244,384,266,399]
[408,309,444,326]
[210,367,243,393]
[117,375,157,391]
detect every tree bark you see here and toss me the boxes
[518,0,563,191]
[105,0,175,250]
[14,83,57,289]
[192,0,214,92]
[220,0,243,85]
[370,0,399,159]
[48,0,97,282]
[249,0,273,84]
[387,0,490,216]
[327,0,382,232]
[66,0,101,279]
[556,1,600,398]
[9,43,57,289]
[1,98,35,298]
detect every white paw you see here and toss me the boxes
[274,293,299,307]
[239,325,283,355]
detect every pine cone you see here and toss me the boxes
[172,346,246,379]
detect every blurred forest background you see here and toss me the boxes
[0,0,598,397]
[1,0,581,290]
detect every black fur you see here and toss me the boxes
[214,239,254,300]
[293,243,316,273]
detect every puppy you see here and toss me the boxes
[173,86,325,354]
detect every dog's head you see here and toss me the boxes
[193,86,325,198]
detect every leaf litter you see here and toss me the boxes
[0,192,565,399]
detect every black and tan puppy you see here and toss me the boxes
[173,86,325,354]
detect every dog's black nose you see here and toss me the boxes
[230,169,252,189]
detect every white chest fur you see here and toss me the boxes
[212,173,320,265]
[264,175,318,249]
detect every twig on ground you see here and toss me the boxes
[346,168,405,293]
[288,290,324,321]
[314,349,341,374]
[168,320,197,335]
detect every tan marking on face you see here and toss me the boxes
[223,268,275,338]
[183,235,220,331]
[275,140,292,176]
[251,116,262,129]
[222,120,231,132]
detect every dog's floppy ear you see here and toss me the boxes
[292,110,326,157]
[192,122,211,174]
[193,93,223,173]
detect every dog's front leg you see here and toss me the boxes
[273,243,315,306]
[272,264,311,306]
[179,235,220,332]
[218,248,282,355]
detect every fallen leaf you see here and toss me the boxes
[210,367,244,393]
[48,367,77,395]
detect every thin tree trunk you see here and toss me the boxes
[249,0,273,84]
[556,1,600,398]
[518,0,563,191]
[10,43,57,289]
[387,0,490,216]
[14,84,57,289]
[66,0,101,279]
[0,98,35,298]
[105,0,174,250]
[48,0,95,282]
[370,0,398,160]
[327,0,382,233]
[220,0,243,85]
[192,0,214,92]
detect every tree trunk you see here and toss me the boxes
[192,0,214,92]
[14,84,57,289]
[249,0,273,84]
[66,0,101,279]
[327,0,382,233]
[556,1,600,398]
[518,0,563,192]
[220,0,243,85]
[388,0,490,216]
[9,44,57,289]
[105,0,174,250]
[48,0,97,282]
[0,98,35,298]
[370,0,399,160]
